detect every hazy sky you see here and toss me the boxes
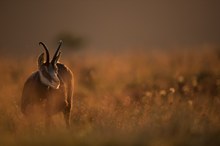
[1,0,220,54]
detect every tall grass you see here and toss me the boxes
[0,48,219,146]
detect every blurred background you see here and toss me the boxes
[0,0,220,56]
[0,1,220,145]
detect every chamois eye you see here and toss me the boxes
[41,65,47,71]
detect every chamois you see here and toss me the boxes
[21,41,73,128]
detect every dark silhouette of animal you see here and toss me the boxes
[21,41,73,128]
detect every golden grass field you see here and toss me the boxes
[0,47,220,146]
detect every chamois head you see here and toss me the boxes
[38,40,62,89]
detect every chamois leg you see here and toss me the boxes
[45,114,52,129]
[63,106,71,128]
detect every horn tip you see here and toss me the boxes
[39,42,43,45]
[59,40,63,44]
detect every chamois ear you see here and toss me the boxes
[38,53,45,68]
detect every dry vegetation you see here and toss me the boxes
[0,47,220,146]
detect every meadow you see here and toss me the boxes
[0,47,220,146]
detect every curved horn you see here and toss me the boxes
[39,42,50,64]
[51,40,63,64]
